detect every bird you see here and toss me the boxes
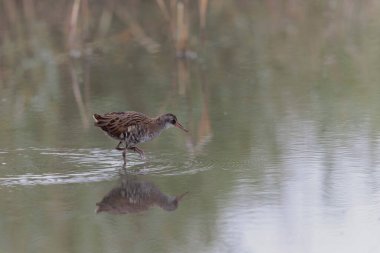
[93,111,188,166]
[96,174,188,214]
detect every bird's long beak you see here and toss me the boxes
[175,122,189,132]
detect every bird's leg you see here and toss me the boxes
[117,139,128,166]
[129,146,146,160]
[115,140,128,166]
[115,141,124,151]
[122,147,127,167]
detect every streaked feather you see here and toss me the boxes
[93,111,155,143]
[93,111,187,162]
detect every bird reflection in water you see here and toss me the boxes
[96,174,188,214]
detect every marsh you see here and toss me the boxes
[1,1,380,253]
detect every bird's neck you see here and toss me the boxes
[156,193,175,209]
[151,117,168,132]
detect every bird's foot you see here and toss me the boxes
[129,147,145,160]
[122,149,127,167]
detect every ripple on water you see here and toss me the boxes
[0,148,212,187]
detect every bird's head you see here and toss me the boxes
[160,113,188,132]
[162,192,189,211]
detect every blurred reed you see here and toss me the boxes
[1,0,376,136]
[0,0,209,80]
[0,0,209,129]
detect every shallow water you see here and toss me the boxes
[1,1,380,253]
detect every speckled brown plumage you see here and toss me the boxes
[93,111,188,165]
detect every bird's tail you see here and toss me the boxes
[93,113,108,127]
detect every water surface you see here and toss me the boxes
[1,1,380,253]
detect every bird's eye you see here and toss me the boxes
[171,119,176,124]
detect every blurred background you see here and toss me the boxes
[1,0,380,252]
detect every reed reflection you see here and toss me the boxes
[96,174,188,214]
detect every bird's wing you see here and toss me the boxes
[93,111,150,139]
